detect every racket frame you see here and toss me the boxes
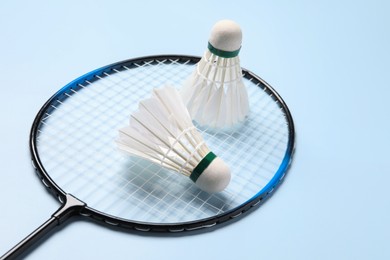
[28,54,295,232]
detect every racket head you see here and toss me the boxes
[30,55,295,232]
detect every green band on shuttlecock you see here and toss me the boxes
[190,151,217,183]
[208,42,241,58]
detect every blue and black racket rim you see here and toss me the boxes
[29,54,295,232]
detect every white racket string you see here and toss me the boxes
[35,58,290,223]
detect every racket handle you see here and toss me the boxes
[0,194,85,260]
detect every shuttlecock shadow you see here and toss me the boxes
[119,156,233,219]
[194,116,250,135]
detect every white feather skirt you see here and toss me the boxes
[181,50,249,128]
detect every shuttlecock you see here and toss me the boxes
[117,86,231,193]
[181,19,249,128]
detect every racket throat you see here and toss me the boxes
[53,194,86,224]
[0,194,86,259]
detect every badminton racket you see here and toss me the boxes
[1,55,295,259]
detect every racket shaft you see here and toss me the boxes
[0,194,85,259]
[0,217,58,260]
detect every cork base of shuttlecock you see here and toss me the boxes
[208,19,242,53]
[194,157,231,193]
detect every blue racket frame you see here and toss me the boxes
[2,55,295,260]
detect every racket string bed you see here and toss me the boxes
[36,54,295,229]
[1,56,294,260]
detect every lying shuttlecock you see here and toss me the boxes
[117,86,231,193]
[181,19,249,128]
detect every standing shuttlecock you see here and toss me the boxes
[117,86,231,193]
[181,19,249,128]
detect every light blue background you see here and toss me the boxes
[1,0,389,259]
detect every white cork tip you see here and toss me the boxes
[195,157,231,193]
[208,19,242,52]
